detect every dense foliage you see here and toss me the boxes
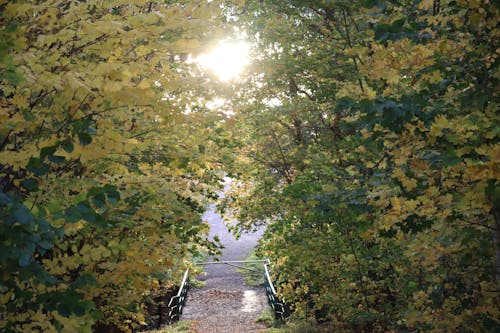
[0,1,230,332]
[222,0,500,331]
[2,0,499,332]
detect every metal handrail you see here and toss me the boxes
[264,260,290,320]
[197,259,269,265]
[264,262,277,295]
[166,259,290,324]
[167,269,189,324]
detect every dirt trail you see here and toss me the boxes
[181,204,268,333]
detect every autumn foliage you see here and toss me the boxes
[223,0,500,331]
[1,1,226,332]
[1,0,499,332]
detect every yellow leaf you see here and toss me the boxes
[393,168,418,191]
[410,158,429,172]
[422,70,442,84]
[138,79,151,89]
[402,199,419,211]
[429,115,449,138]
[417,0,434,10]
[401,177,418,191]
[52,312,93,333]
[381,214,398,231]
[365,86,377,99]
[11,94,28,108]
[391,196,401,212]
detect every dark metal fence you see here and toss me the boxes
[166,260,289,324]
[264,261,290,320]
[166,269,189,324]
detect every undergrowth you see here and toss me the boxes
[139,320,200,333]
[236,250,266,286]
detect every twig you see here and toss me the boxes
[0,129,13,151]
[63,34,108,57]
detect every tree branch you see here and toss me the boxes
[0,129,13,152]
[63,34,108,57]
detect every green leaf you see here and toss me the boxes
[2,68,23,85]
[78,132,92,146]
[22,109,36,121]
[64,206,81,223]
[27,157,49,176]
[442,148,461,166]
[14,206,33,225]
[61,138,74,153]
[72,274,98,289]
[18,252,31,267]
[40,146,57,159]
[36,204,47,218]
[38,239,52,250]
[48,155,66,164]
[104,185,120,203]
[76,201,95,222]
[20,178,39,192]
[90,309,104,320]
[92,193,106,208]
[0,192,10,205]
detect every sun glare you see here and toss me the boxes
[196,41,250,81]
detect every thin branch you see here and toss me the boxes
[28,88,57,113]
[342,9,353,48]
[247,151,292,182]
[349,11,361,33]
[459,220,499,232]
[63,34,108,57]
[129,129,159,139]
[55,92,92,134]
[270,132,294,183]
[0,129,13,151]
[55,159,80,177]
[346,229,370,310]
[271,133,289,170]
[87,104,152,119]
[35,119,46,141]
[297,88,314,100]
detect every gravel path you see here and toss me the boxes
[181,204,268,333]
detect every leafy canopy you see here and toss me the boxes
[220,0,500,331]
[0,1,230,331]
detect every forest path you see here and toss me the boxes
[181,204,268,333]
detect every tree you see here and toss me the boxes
[0,1,227,331]
[223,0,500,331]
